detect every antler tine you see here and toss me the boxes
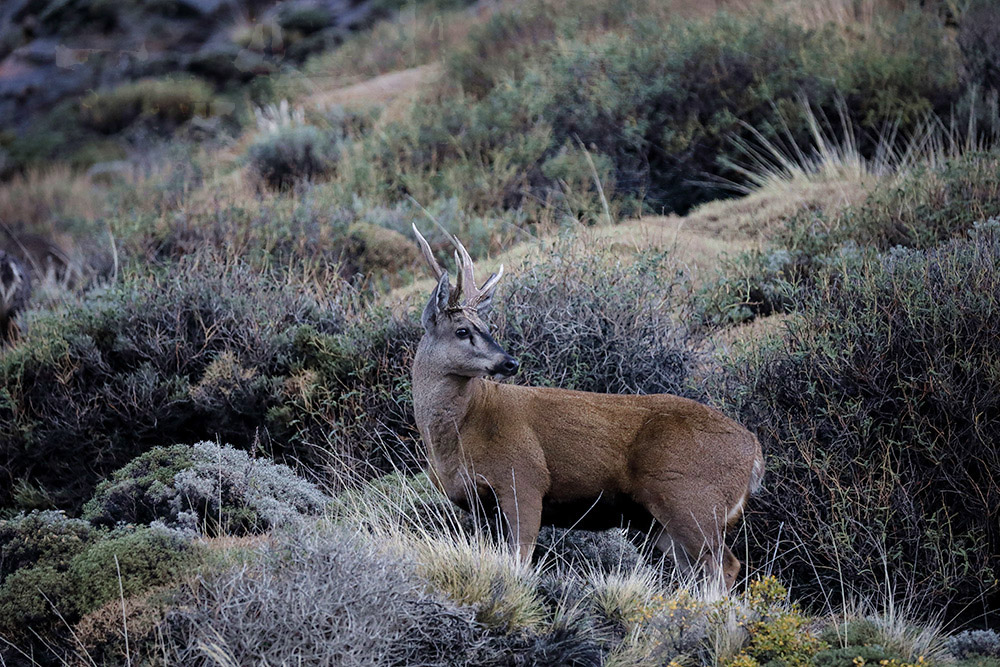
[412,224,444,280]
[474,264,504,305]
[447,233,478,306]
[449,250,465,308]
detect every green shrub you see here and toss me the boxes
[341,222,420,276]
[160,525,485,665]
[0,511,98,584]
[186,44,273,84]
[83,442,331,535]
[68,525,199,614]
[445,1,559,98]
[247,125,339,189]
[278,5,334,34]
[0,524,198,652]
[724,576,826,667]
[721,228,1000,615]
[80,76,216,134]
[847,152,1000,250]
[812,645,899,667]
[375,8,964,215]
[0,564,79,643]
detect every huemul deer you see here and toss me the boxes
[410,226,764,588]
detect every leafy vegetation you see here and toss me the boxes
[80,77,218,135]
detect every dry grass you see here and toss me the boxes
[0,166,104,232]
[306,63,442,127]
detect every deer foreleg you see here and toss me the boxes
[496,482,542,563]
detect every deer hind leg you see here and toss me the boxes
[641,489,738,590]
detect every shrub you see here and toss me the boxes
[0,564,79,644]
[0,524,199,651]
[948,630,1000,660]
[80,77,216,134]
[495,235,703,397]
[72,588,173,667]
[160,525,485,666]
[0,258,342,512]
[958,2,1000,92]
[278,5,334,34]
[378,8,963,215]
[83,442,330,535]
[720,229,1000,616]
[67,524,200,614]
[535,526,641,575]
[247,125,339,189]
[700,151,1000,326]
[341,222,420,277]
[0,511,98,584]
[445,0,559,98]
[724,577,826,667]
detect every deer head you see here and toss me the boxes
[412,224,518,379]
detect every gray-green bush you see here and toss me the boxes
[0,524,199,656]
[247,125,339,189]
[496,236,702,397]
[83,442,331,535]
[366,6,966,215]
[0,257,343,512]
[700,150,1000,325]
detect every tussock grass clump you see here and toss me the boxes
[83,441,331,535]
[160,525,484,666]
[80,76,217,134]
[721,227,1000,617]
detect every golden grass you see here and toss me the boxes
[306,63,442,128]
[0,166,104,232]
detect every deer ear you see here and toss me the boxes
[476,291,495,316]
[475,266,503,316]
[422,271,450,329]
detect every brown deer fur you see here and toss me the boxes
[411,226,763,588]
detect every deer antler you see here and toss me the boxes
[447,233,503,310]
[413,224,503,311]
[412,224,444,280]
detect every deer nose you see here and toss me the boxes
[500,357,519,376]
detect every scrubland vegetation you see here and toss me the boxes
[1,0,1000,664]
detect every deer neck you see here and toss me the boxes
[411,342,484,464]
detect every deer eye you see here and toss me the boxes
[455,328,470,339]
